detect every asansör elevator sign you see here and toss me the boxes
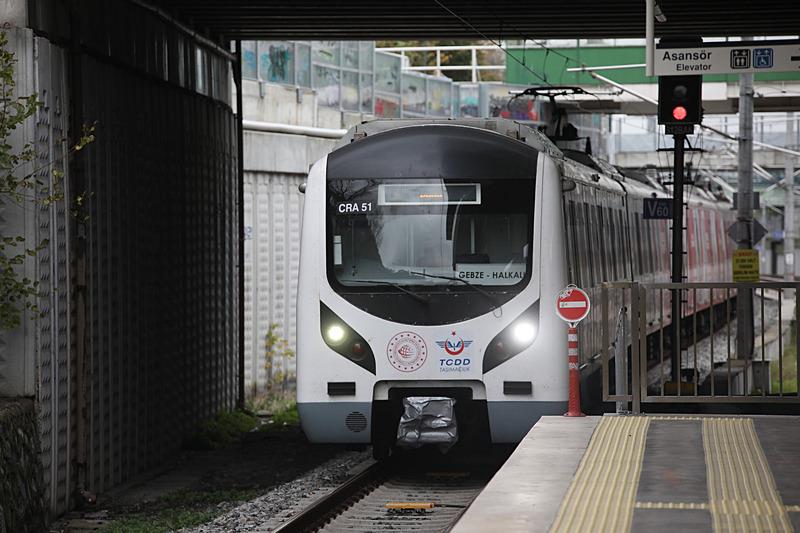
[655,40,800,76]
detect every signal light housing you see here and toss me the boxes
[658,75,702,125]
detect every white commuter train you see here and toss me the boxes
[296,118,731,457]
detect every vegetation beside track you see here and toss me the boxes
[771,324,798,393]
[99,488,260,533]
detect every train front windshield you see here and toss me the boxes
[327,178,534,290]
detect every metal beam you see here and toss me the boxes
[588,71,658,106]
[567,63,647,72]
[145,0,800,40]
[737,71,755,361]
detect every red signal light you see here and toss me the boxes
[672,106,688,121]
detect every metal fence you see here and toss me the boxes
[601,281,800,413]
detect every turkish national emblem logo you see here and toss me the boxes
[387,332,428,372]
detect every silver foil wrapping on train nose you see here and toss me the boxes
[396,397,458,452]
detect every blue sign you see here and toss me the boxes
[754,48,774,69]
[643,198,673,220]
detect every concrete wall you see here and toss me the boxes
[241,79,365,398]
[244,171,305,398]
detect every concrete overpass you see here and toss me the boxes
[137,0,800,39]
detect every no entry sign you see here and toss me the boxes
[556,285,591,325]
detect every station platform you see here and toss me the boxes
[453,414,800,533]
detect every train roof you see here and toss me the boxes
[337,118,731,210]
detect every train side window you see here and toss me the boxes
[618,209,629,279]
[568,199,582,286]
[562,198,574,282]
[567,200,581,286]
[583,201,602,287]
[709,211,719,280]
[616,209,624,280]
[639,218,647,275]
[644,219,654,274]
[583,201,595,287]
[634,216,644,277]
[595,204,608,282]
[602,206,617,281]
[617,209,624,280]
[651,220,658,274]
[630,216,637,277]
[580,201,590,287]
[651,222,661,276]
[607,207,618,281]
[580,201,589,287]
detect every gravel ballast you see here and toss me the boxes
[181,450,372,533]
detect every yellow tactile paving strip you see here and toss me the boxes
[549,416,800,533]
[635,501,710,510]
[550,416,650,533]
[702,418,793,532]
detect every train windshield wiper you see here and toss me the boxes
[345,279,429,304]
[408,271,499,307]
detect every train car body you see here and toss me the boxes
[295,118,733,454]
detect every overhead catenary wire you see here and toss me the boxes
[431,1,616,94]
[424,6,800,166]
[431,0,552,87]
[582,74,800,159]
[431,0,609,121]
[434,1,656,141]
[431,0,726,178]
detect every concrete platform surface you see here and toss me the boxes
[452,416,600,533]
[454,415,800,533]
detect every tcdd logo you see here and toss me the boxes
[436,331,473,356]
[440,358,471,366]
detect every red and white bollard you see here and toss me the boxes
[565,325,585,417]
[556,285,590,417]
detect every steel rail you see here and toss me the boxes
[271,460,390,533]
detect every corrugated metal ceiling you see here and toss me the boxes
[150,0,800,40]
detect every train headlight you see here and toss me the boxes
[512,322,537,344]
[483,301,540,373]
[326,325,346,344]
[320,302,376,374]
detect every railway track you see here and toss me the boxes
[272,454,499,533]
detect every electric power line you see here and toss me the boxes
[431,0,552,86]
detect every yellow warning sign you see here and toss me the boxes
[732,249,760,282]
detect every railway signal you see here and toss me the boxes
[658,74,702,126]
[657,62,703,386]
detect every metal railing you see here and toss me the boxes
[375,44,505,83]
[601,281,800,413]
